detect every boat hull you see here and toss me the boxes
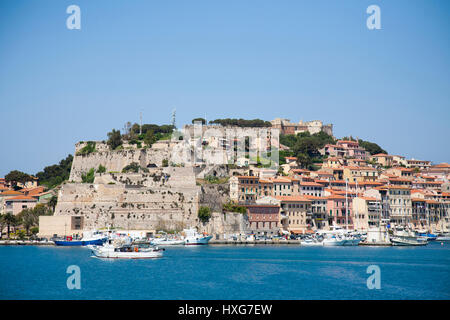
[92,251,163,259]
[300,241,323,246]
[343,239,361,246]
[322,239,346,246]
[151,239,184,246]
[184,235,213,245]
[391,237,428,246]
[54,238,107,246]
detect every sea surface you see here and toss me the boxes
[1,243,449,300]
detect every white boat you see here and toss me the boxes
[391,236,428,246]
[343,233,362,246]
[391,226,428,246]
[182,228,212,245]
[322,236,346,246]
[300,238,323,246]
[89,243,164,259]
[245,234,255,242]
[436,233,450,241]
[317,226,356,246]
[151,238,184,246]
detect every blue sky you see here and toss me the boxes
[0,0,449,176]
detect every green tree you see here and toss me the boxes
[296,153,313,169]
[33,203,52,217]
[198,206,212,223]
[76,141,96,156]
[18,208,38,235]
[81,168,95,183]
[209,118,271,127]
[35,154,73,189]
[97,164,106,174]
[2,213,17,238]
[30,226,39,236]
[16,229,26,240]
[358,139,387,155]
[48,195,58,212]
[107,129,123,150]
[144,129,156,147]
[4,170,32,187]
[162,159,169,167]
[122,162,141,173]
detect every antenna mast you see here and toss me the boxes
[172,109,176,129]
[139,110,143,135]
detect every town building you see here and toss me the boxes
[246,205,281,236]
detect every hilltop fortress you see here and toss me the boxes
[270,118,333,136]
[38,118,334,238]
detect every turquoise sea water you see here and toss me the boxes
[1,243,449,300]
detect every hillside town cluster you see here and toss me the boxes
[0,118,449,239]
[230,144,450,236]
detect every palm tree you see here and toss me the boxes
[2,213,16,238]
[48,195,58,212]
[0,214,5,238]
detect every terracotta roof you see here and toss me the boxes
[6,195,37,201]
[432,163,450,168]
[304,195,327,200]
[344,166,376,171]
[275,196,311,202]
[387,185,411,189]
[0,190,24,196]
[359,196,377,201]
[271,177,292,183]
[300,182,323,187]
[372,153,392,157]
[326,195,347,200]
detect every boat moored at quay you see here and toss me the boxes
[53,230,108,246]
[182,228,213,245]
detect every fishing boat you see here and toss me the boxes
[89,243,164,259]
[391,227,428,246]
[53,230,107,246]
[182,228,212,245]
[391,236,428,246]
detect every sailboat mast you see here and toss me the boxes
[345,178,349,231]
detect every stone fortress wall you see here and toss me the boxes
[47,140,247,237]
